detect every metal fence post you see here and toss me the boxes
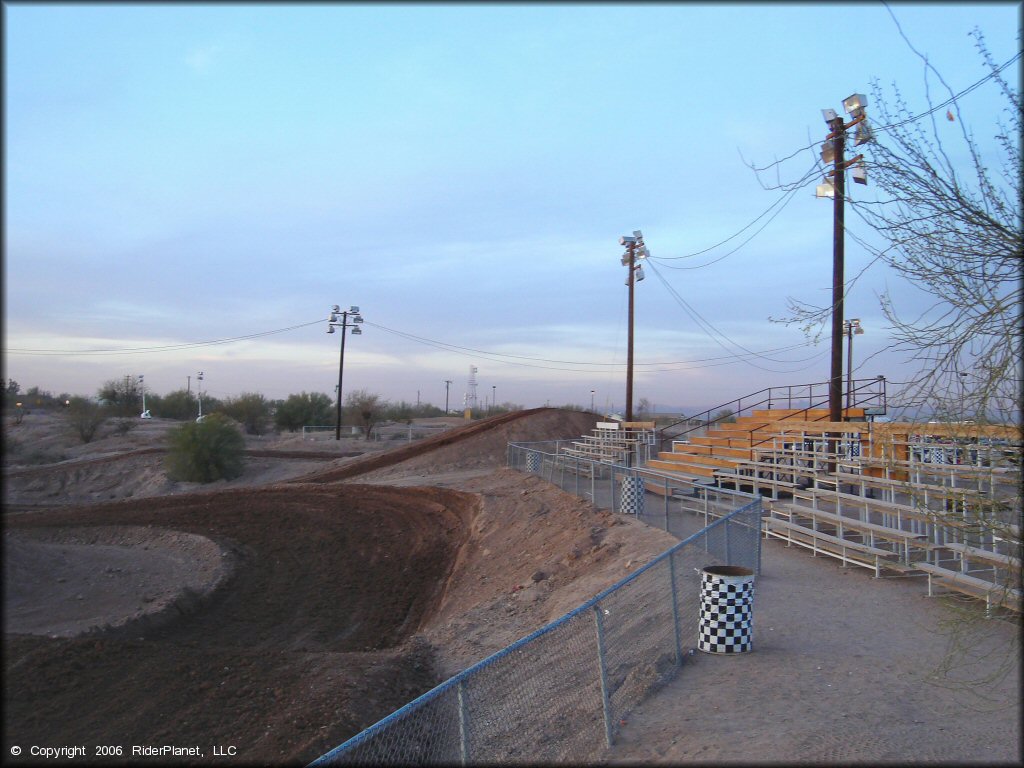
[668,553,683,666]
[593,604,614,748]
[725,517,732,563]
[457,678,469,765]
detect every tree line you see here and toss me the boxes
[3,377,503,440]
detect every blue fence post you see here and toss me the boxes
[593,604,614,748]
[458,679,469,765]
[668,552,682,666]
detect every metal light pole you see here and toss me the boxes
[843,319,863,410]
[492,385,496,413]
[591,389,595,413]
[444,380,452,414]
[138,374,149,418]
[196,372,204,421]
[818,95,871,423]
[620,230,648,422]
[328,305,364,440]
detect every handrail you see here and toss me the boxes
[656,377,886,451]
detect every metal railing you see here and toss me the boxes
[656,376,888,451]
[310,447,761,766]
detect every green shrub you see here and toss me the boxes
[165,413,245,483]
[66,397,108,443]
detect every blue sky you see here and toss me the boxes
[4,2,1020,413]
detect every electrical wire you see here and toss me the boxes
[5,319,325,356]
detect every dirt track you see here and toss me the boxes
[3,408,681,765]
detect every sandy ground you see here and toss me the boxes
[3,407,1020,765]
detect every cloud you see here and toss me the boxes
[184,43,223,74]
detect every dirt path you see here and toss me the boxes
[600,536,1021,764]
[3,407,1019,765]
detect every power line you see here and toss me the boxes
[646,260,829,374]
[6,319,325,356]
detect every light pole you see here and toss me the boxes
[492,385,496,413]
[620,230,648,421]
[444,380,452,414]
[843,319,864,410]
[138,374,150,418]
[196,371,204,422]
[818,94,871,423]
[328,305,364,440]
[958,372,969,422]
[591,389,595,413]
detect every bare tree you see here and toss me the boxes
[761,30,1021,425]
[856,28,1021,424]
[345,389,384,439]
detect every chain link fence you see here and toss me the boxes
[310,443,761,766]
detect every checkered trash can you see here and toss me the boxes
[620,475,645,516]
[698,565,755,654]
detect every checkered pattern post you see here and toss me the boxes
[698,565,754,654]
[620,476,645,516]
[526,451,541,473]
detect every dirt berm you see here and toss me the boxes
[3,408,679,765]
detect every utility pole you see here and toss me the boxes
[327,305,364,440]
[829,113,846,425]
[444,380,452,414]
[626,239,636,422]
[819,94,870,424]
[619,230,647,422]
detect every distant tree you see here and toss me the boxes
[222,392,272,436]
[712,408,736,424]
[4,379,20,409]
[165,413,245,483]
[98,377,142,417]
[66,396,107,443]
[274,391,334,432]
[345,389,384,439]
[23,386,61,410]
[157,389,198,420]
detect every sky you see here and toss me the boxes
[3,2,1020,415]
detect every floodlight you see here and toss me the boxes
[815,178,835,198]
[327,326,335,334]
[332,305,340,313]
[635,266,645,282]
[822,108,838,123]
[619,235,637,245]
[352,326,362,335]
[632,230,643,239]
[851,164,867,185]
[329,312,337,323]
[353,315,363,323]
[349,305,359,313]
[843,93,867,118]
[820,139,836,164]
[621,254,630,266]
[854,120,874,146]
[636,246,649,259]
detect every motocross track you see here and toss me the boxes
[3,408,680,765]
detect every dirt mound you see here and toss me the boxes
[290,407,596,484]
[2,408,684,765]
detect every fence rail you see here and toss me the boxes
[311,443,761,766]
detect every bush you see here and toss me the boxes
[274,392,333,432]
[165,413,245,483]
[66,397,108,444]
[222,392,271,436]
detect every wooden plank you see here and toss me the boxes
[912,561,1022,612]
[942,543,1022,570]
